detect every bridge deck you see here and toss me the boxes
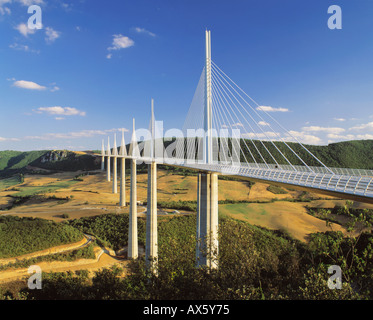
[100,154,373,204]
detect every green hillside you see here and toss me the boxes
[170,139,373,169]
[0,150,100,178]
[0,151,46,172]
[240,139,373,169]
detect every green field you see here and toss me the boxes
[0,176,22,191]
[12,180,78,198]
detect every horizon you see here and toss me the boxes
[1,0,373,151]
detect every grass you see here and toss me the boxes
[11,180,78,198]
[0,176,22,191]
[219,203,264,222]
[267,185,288,194]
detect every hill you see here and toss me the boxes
[242,139,373,169]
[0,150,100,178]
[162,139,373,170]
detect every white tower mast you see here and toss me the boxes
[204,30,212,164]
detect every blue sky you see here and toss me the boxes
[0,0,373,151]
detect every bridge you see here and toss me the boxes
[98,30,373,272]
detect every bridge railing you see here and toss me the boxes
[245,163,373,177]
[162,160,373,198]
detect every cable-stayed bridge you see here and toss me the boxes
[99,30,373,270]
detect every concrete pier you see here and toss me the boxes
[112,135,118,194]
[196,172,218,269]
[146,161,158,273]
[113,157,117,193]
[106,157,111,182]
[128,158,138,259]
[119,128,127,207]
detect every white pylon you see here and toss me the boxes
[196,31,219,270]
[119,128,127,157]
[106,136,111,182]
[112,133,118,194]
[101,139,105,171]
[204,29,212,165]
[120,128,127,207]
[146,99,158,274]
[129,118,140,158]
[128,118,138,259]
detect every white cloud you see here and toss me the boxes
[0,0,11,15]
[106,53,112,59]
[25,128,128,140]
[356,134,373,140]
[334,118,346,122]
[287,131,322,145]
[327,133,373,142]
[108,34,134,51]
[0,136,20,142]
[15,23,36,37]
[242,131,279,140]
[256,106,289,112]
[45,27,60,43]
[9,43,40,53]
[302,126,345,134]
[13,80,46,90]
[0,6,10,15]
[327,133,356,140]
[50,86,60,92]
[258,121,270,126]
[134,27,156,37]
[232,122,243,127]
[16,0,43,6]
[61,2,72,11]
[349,122,373,132]
[36,106,86,117]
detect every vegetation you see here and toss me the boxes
[1,194,71,212]
[69,214,146,250]
[0,211,365,300]
[239,139,373,169]
[0,150,100,178]
[266,185,288,194]
[9,180,78,198]
[0,174,23,191]
[0,243,96,271]
[0,150,46,175]
[0,216,84,258]
[306,202,373,229]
